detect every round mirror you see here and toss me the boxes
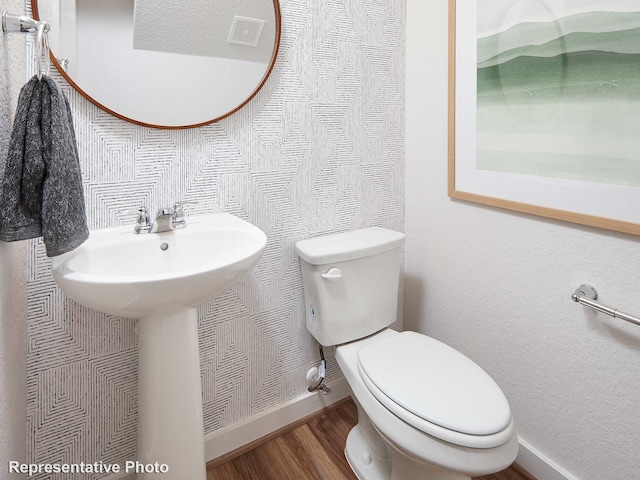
[32,0,281,129]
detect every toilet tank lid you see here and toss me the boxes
[295,227,406,265]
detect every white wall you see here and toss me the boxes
[0,0,28,476]
[405,2,640,480]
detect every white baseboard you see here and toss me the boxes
[205,377,350,461]
[102,469,134,480]
[103,384,581,480]
[103,377,350,480]
[517,436,579,480]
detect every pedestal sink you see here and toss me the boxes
[51,213,267,479]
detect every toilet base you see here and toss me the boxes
[345,410,470,480]
[345,424,391,480]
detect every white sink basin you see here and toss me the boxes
[51,213,267,318]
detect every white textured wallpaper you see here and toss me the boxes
[20,0,405,476]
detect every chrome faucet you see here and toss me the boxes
[133,201,197,234]
[150,208,174,234]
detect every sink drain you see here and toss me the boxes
[160,243,169,251]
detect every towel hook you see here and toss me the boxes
[2,11,49,34]
[2,11,51,79]
[35,22,50,79]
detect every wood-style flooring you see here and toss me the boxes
[207,398,535,480]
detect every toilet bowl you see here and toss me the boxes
[336,329,518,480]
[295,227,518,480]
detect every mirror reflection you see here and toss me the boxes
[33,0,280,128]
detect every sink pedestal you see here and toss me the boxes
[138,306,206,480]
[50,213,268,478]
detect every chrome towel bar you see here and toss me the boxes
[572,284,640,327]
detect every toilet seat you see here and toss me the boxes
[357,331,514,449]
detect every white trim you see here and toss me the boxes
[205,377,350,461]
[105,383,587,480]
[100,469,133,480]
[517,436,580,480]
[101,377,350,480]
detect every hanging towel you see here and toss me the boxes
[0,75,89,257]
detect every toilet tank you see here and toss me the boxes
[295,227,406,346]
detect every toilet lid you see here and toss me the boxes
[358,331,512,438]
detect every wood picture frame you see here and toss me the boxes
[448,0,640,236]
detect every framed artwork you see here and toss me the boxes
[448,0,640,236]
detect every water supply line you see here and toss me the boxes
[308,344,331,395]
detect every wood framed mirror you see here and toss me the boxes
[32,0,281,129]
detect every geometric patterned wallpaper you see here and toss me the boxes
[22,0,405,477]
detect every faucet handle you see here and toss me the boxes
[172,201,198,228]
[134,205,151,234]
[173,200,198,212]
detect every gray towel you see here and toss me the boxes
[0,75,89,257]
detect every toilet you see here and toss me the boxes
[295,227,518,480]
